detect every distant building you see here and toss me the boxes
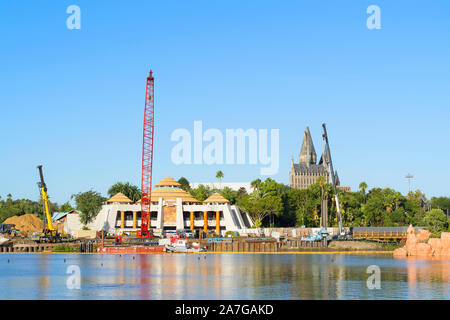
[66,177,253,236]
[52,210,78,223]
[290,126,350,192]
[52,210,78,234]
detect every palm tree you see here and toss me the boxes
[215,170,224,188]
[359,181,368,203]
[250,179,261,192]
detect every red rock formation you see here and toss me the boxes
[393,226,450,257]
[417,229,431,242]
[393,247,408,256]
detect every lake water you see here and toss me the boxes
[0,253,448,300]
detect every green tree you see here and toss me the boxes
[219,187,237,204]
[423,209,448,234]
[359,181,368,203]
[430,197,450,217]
[238,194,283,227]
[107,182,141,202]
[177,177,191,191]
[71,190,105,225]
[189,184,214,202]
[287,188,314,227]
[250,179,261,192]
[215,170,224,185]
[59,201,74,213]
[362,192,385,226]
[236,187,247,201]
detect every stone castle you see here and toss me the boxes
[289,126,349,191]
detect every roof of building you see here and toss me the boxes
[137,177,201,203]
[292,163,328,175]
[203,193,230,204]
[52,211,68,221]
[51,210,77,222]
[107,192,133,203]
[155,177,182,187]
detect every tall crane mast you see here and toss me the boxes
[140,70,155,237]
[37,165,54,232]
[322,124,343,236]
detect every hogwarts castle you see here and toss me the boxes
[289,126,350,191]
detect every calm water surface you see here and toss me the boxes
[0,253,448,299]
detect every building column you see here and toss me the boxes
[176,198,184,230]
[132,211,137,229]
[216,211,220,235]
[190,211,194,231]
[120,211,125,229]
[204,211,208,233]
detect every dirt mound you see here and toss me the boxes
[3,214,43,234]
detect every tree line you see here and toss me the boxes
[1,174,449,235]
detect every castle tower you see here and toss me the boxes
[290,126,329,189]
[290,126,350,191]
[299,126,317,166]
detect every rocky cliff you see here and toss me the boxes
[394,225,450,257]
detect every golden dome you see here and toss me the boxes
[135,177,200,203]
[203,193,230,204]
[155,177,182,187]
[107,192,133,204]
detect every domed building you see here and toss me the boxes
[65,177,253,236]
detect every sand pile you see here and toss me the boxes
[3,214,43,234]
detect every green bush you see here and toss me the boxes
[224,231,239,237]
[382,244,399,251]
[52,245,77,252]
[430,232,442,238]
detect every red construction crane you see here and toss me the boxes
[140,70,155,237]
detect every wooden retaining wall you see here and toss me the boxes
[0,244,53,253]
[0,242,82,253]
[199,238,278,252]
[193,237,328,252]
[284,237,328,249]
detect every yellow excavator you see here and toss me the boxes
[33,165,69,243]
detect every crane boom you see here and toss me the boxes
[321,124,343,236]
[37,165,54,231]
[140,70,155,237]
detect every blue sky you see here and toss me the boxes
[0,0,449,204]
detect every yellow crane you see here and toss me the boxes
[35,165,68,243]
[37,165,54,232]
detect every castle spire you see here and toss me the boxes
[299,126,317,165]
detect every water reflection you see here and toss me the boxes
[0,253,448,299]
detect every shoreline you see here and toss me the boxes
[0,250,394,255]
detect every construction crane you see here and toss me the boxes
[35,165,68,243]
[139,69,155,238]
[321,124,345,238]
[37,165,55,234]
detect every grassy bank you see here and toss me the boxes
[52,245,78,252]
